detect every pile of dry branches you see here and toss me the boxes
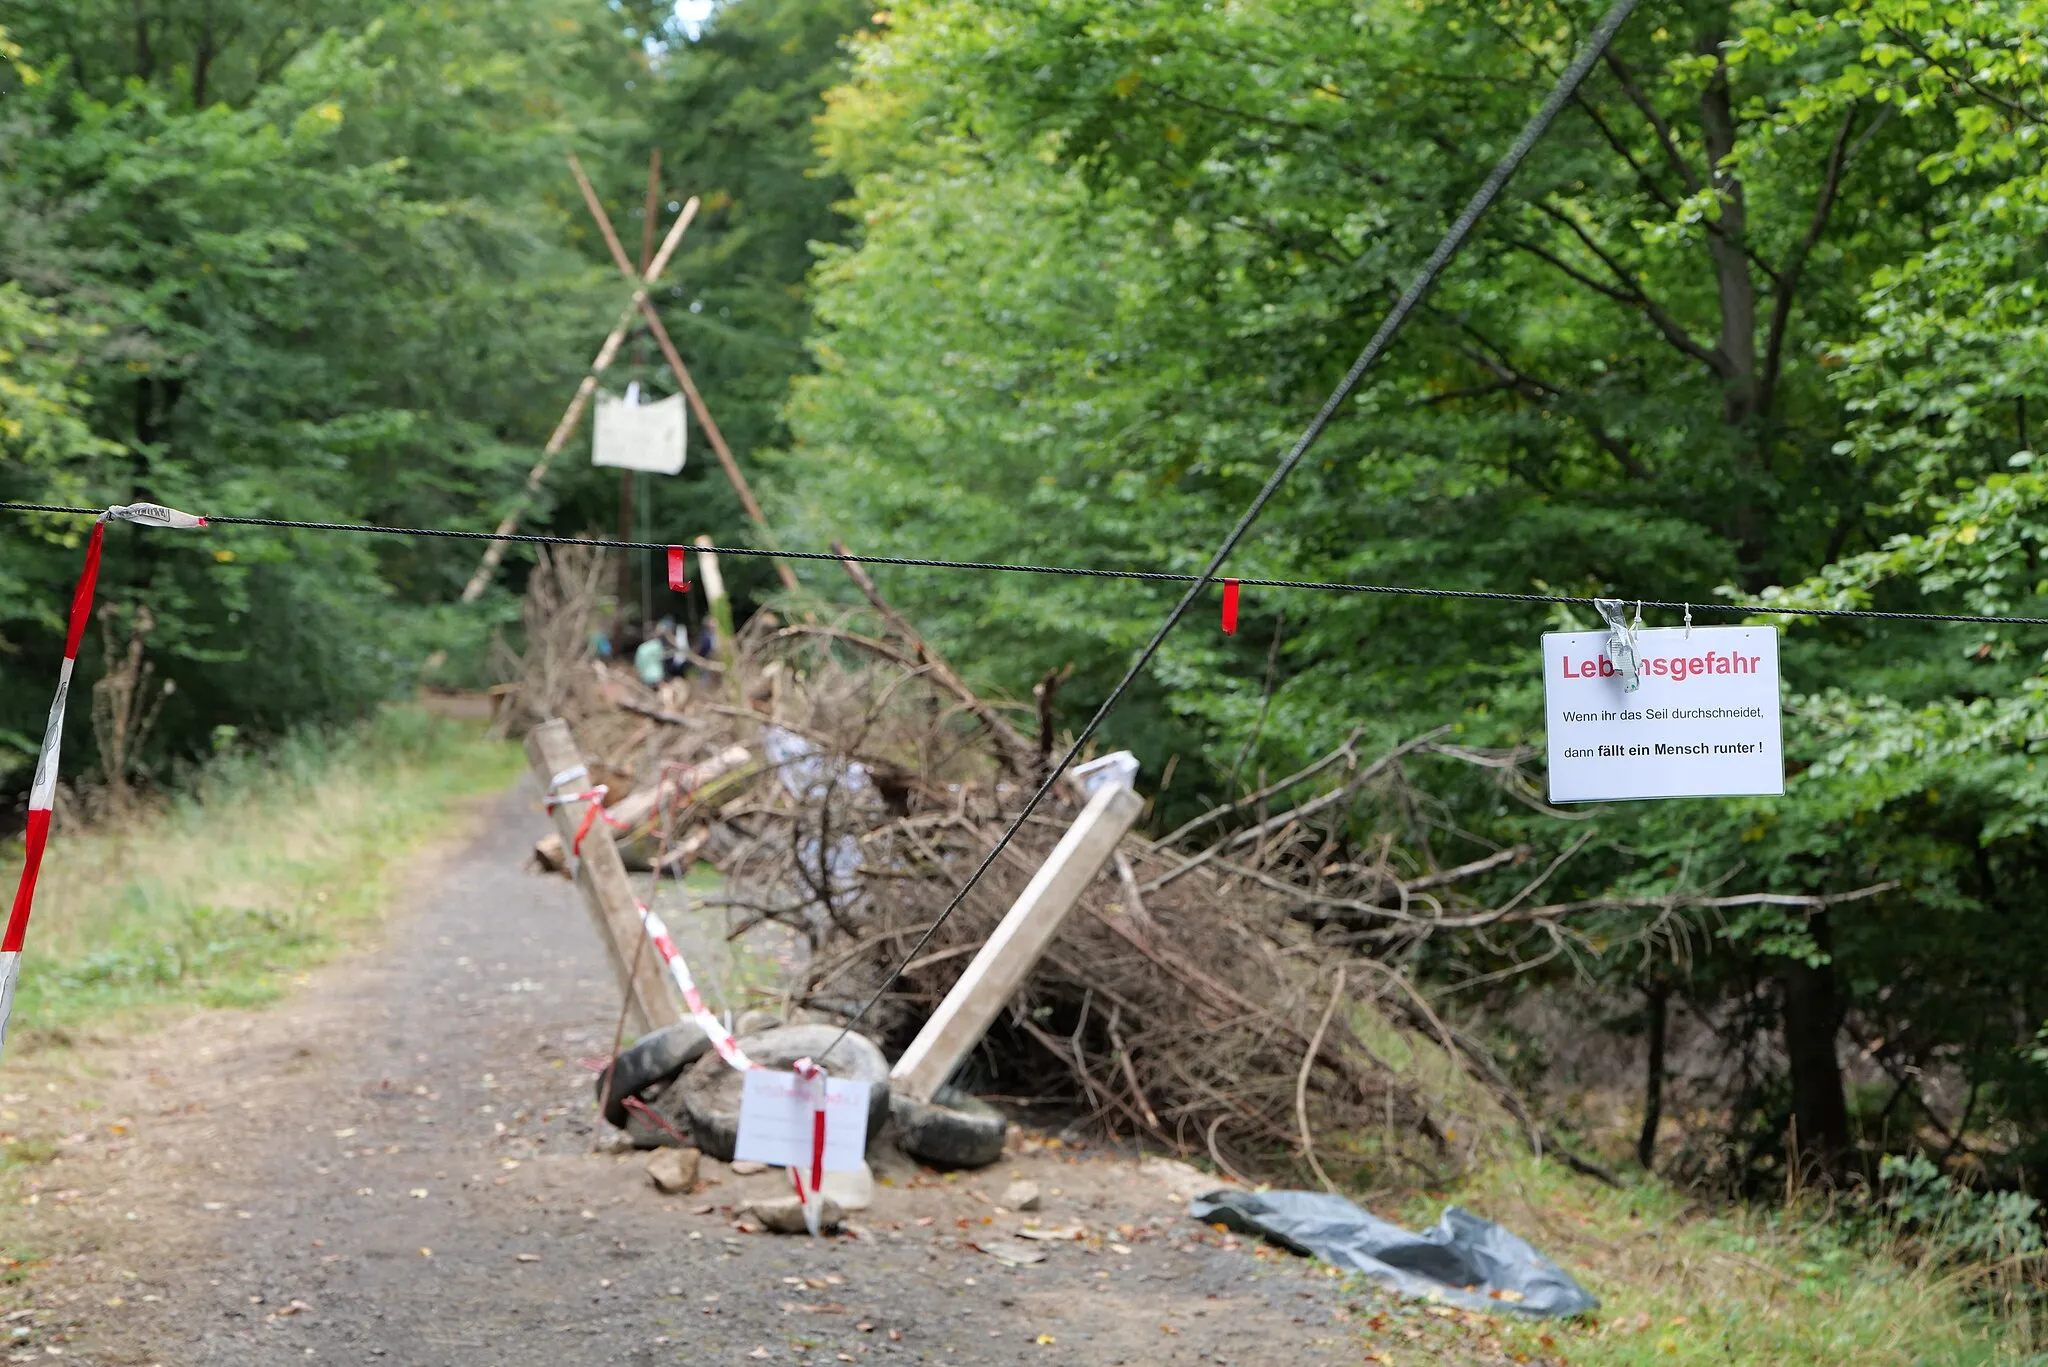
[497,545,1622,1188]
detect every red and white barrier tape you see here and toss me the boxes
[790,1057,829,1236]
[542,785,629,862]
[2,503,208,1057]
[550,759,833,1225]
[635,900,757,1072]
[633,899,831,1231]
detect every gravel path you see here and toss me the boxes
[0,780,1375,1366]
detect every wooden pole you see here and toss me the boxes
[618,149,663,627]
[534,741,752,872]
[889,779,1144,1102]
[524,718,683,1037]
[694,534,739,688]
[616,468,636,631]
[565,155,800,593]
[458,193,702,603]
[639,148,662,274]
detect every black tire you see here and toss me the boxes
[674,1024,890,1161]
[891,1087,1009,1170]
[595,1022,712,1129]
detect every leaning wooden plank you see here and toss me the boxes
[890,781,1145,1103]
[534,743,751,872]
[524,718,683,1036]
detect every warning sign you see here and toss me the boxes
[1542,627,1784,802]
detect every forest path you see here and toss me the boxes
[2,779,1376,1366]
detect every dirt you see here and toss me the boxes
[0,781,1396,1366]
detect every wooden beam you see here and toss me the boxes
[639,148,662,275]
[458,189,701,603]
[524,718,683,1036]
[889,780,1144,1102]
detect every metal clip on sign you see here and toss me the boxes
[1594,597,1642,693]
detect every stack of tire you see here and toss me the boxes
[595,1019,1007,1169]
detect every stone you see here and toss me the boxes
[595,1129,636,1155]
[820,1161,874,1212]
[645,1147,701,1195]
[1000,1179,1041,1212]
[746,1194,844,1235]
[728,1160,768,1176]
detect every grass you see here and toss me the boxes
[1321,1157,2041,1365]
[0,704,521,1050]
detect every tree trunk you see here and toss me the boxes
[133,0,153,81]
[1695,18,1757,431]
[193,16,215,109]
[1779,918,1852,1176]
[616,468,636,633]
[1637,977,1669,1170]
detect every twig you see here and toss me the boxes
[1139,730,1447,894]
[1297,967,1347,1194]
[1402,844,1530,893]
[831,542,1044,777]
[1108,1012,1162,1132]
[1157,729,1363,846]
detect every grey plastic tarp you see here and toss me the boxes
[1187,1189,1598,1317]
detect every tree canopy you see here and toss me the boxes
[776,0,2048,1184]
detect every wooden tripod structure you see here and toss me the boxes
[460,152,799,603]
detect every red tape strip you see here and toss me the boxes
[1222,579,1240,635]
[667,545,690,592]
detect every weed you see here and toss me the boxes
[0,704,520,1047]
[1324,1158,2035,1365]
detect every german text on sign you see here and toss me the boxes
[1543,627,1783,802]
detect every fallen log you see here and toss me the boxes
[536,743,751,873]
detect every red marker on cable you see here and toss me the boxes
[1221,579,1240,635]
[667,545,690,592]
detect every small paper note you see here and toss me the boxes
[733,1070,870,1172]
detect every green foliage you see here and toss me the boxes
[783,0,2048,1187]
[0,0,650,780]
[1876,1154,2045,1268]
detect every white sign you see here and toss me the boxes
[733,1070,870,1172]
[1543,627,1783,802]
[592,390,687,474]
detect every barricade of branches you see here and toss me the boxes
[515,567,1540,1185]
[511,551,1907,1188]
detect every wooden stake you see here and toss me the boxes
[694,535,738,681]
[639,148,662,274]
[524,718,683,1036]
[459,192,701,603]
[889,780,1144,1103]
[565,155,800,592]
[619,148,662,627]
